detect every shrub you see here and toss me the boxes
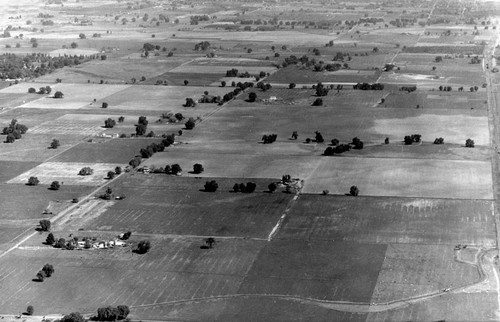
[26,305,34,315]
[54,91,64,98]
[434,137,444,144]
[322,189,329,195]
[185,117,196,130]
[350,185,359,196]
[28,87,36,93]
[466,138,475,148]
[312,98,323,106]
[107,171,115,179]
[50,139,60,149]
[36,271,45,282]
[268,182,277,193]
[46,233,55,245]
[78,167,94,176]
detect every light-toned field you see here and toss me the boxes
[7,162,124,186]
[6,84,131,109]
[168,64,276,75]
[88,85,232,111]
[302,157,493,199]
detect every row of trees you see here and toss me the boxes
[97,305,130,321]
[232,182,257,193]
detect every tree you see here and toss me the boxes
[193,163,204,174]
[107,171,115,179]
[55,238,66,249]
[171,164,182,175]
[115,166,122,174]
[248,92,257,102]
[26,305,34,316]
[205,237,215,248]
[466,138,475,148]
[36,271,45,282]
[78,33,86,39]
[315,131,324,143]
[221,80,226,87]
[185,117,196,130]
[27,176,40,186]
[118,116,125,123]
[404,135,413,145]
[50,139,60,149]
[39,219,51,231]
[50,181,60,190]
[5,133,15,143]
[60,312,85,322]
[350,185,359,196]
[291,131,298,140]
[136,124,147,136]
[46,233,55,245]
[102,102,108,108]
[435,56,443,62]
[104,118,116,128]
[289,83,296,89]
[184,80,189,86]
[28,87,36,93]
[268,182,277,193]
[204,180,218,192]
[42,263,54,277]
[137,240,151,254]
[54,91,64,98]
[117,305,130,320]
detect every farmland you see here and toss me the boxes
[0,0,499,320]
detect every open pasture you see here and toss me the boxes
[0,237,264,315]
[303,157,493,199]
[0,184,93,220]
[267,65,381,84]
[7,162,123,186]
[144,71,224,86]
[143,151,322,180]
[0,133,84,162]
[238,239,387,302]
[83,175,294,238]
[279,195,496,246]
[0,161,41,183]
[381,91,487,110]
[51,138,163,164]
[15,83,130,110]
[191,99,489,149]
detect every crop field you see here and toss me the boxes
[83,176,294,238]
[51,138,163,164]
[238,239,387,302]
[168,64,276,75]
[0,237,265,315]
[303,157,493,199]
[7,162,124,186]
[278,195,496,246]
[91,85,231,112]
[0,161,41,183]
[381,91,487,110]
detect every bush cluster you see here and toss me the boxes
[232,182,257,193]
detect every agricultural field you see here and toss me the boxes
[0,0,499,320]
[7,162,124,186]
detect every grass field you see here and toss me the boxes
[267,65,382,84]
[7,162,124,186]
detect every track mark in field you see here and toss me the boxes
[267,187,302,241]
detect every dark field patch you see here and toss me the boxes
[0,161,41,183]
[238,239,387,302]
[50,138,164,164]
